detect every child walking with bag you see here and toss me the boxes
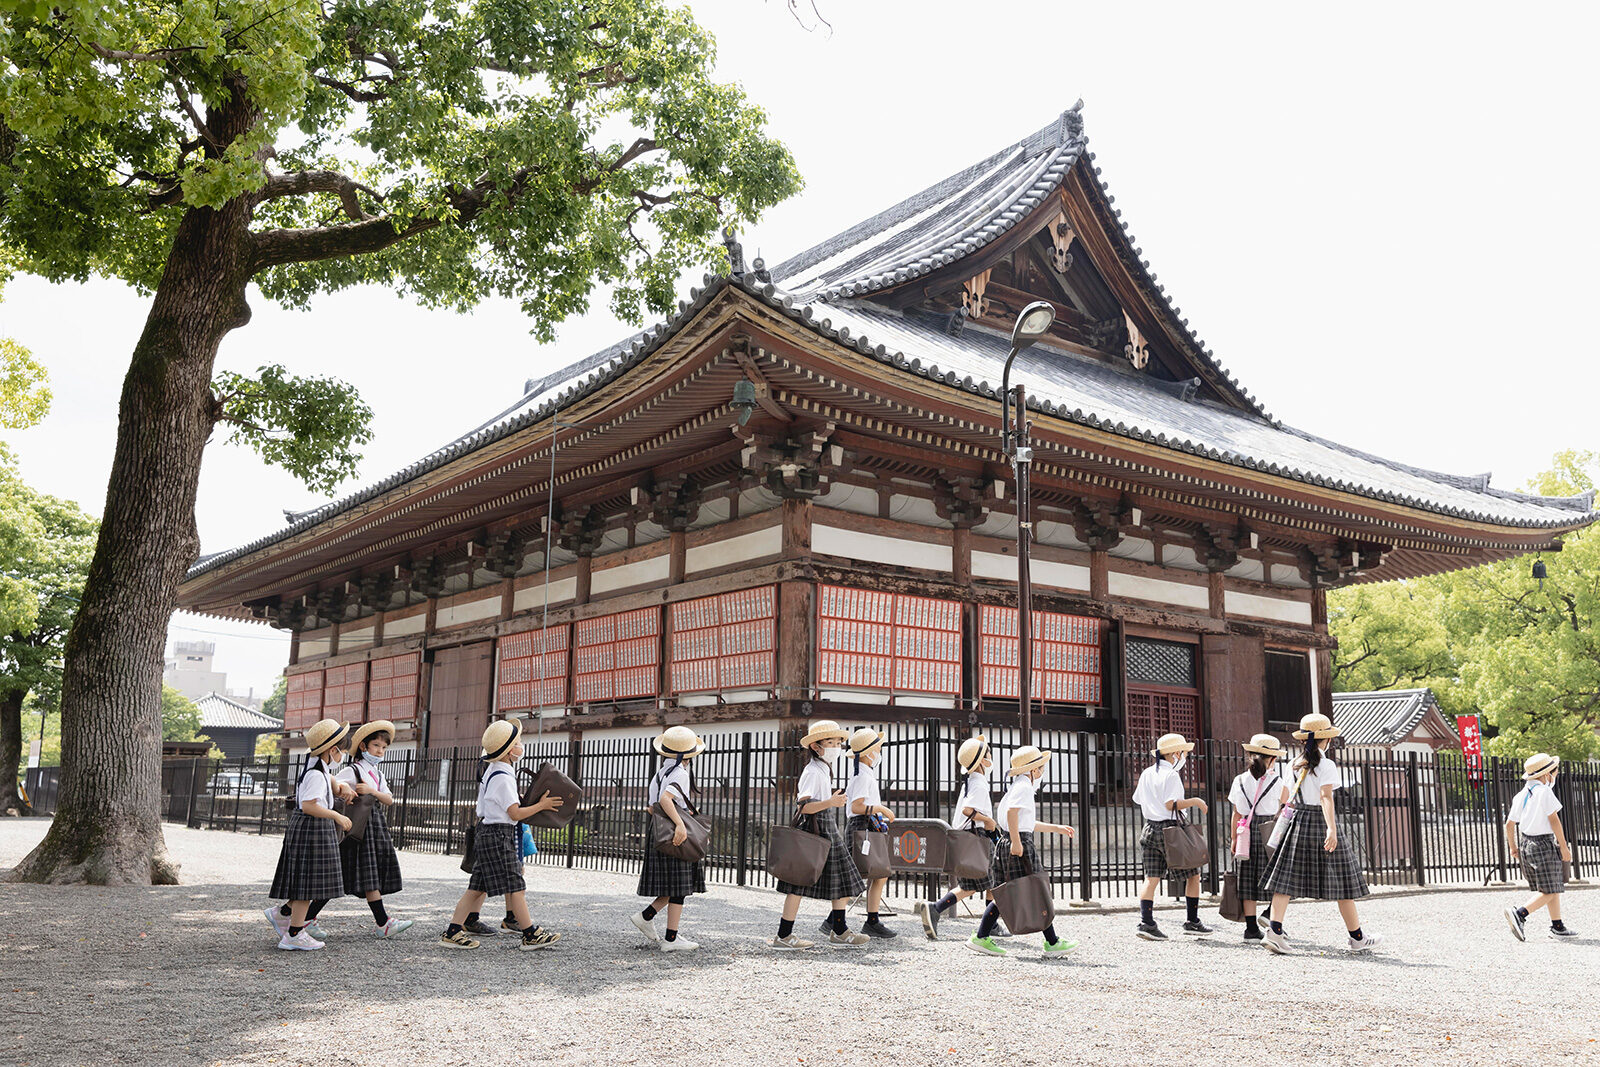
[265,719,357,951]
[768,720,869,950]
[334,720,412,938]
[1132,733,1211,941]
[632,725,708,952]
[1258,714,1384,955]
[1504,753,1579,941]
[915,734,1000,940]
[844,727,897,939]
[966,746,1077,957]
[1228,734,1284,942]
[440,719,566,951]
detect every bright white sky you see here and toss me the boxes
[2,1,1595,699]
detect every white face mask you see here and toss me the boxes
[822,746,844,763]
[1172,754,1188,774]
[361,751,383,767]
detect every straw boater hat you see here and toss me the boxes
[800,719,848,748]
[1241,733,1284,757]
[481,718,523,761]
[304,718,350,758]
[1292,713,1341,741]
[1151,732,1194,757]
[1523,753,1560,781]
[1008,745,1051,775]
[957,735,990,772]
[850,727,884,757]
[350,719,396,753]
[654,725,706,761]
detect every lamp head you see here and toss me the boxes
[731,379,758,426]
[1011,300,1056,349]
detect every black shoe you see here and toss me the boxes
[861,919,897,939]
[1243,925,1264,941]
[463,918,499,936]
[1137,921,1167,941]
[1551,925,1579,939]
[914,900,941,940]
[1182,920,1214,937]
[819,920,836,938]
[500,917,522,932]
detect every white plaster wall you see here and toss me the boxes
[1107,570,1210,610]
[513,576,578,613]
[685,525,782,574]
[339,625,374,651]
[1224,590,1313,626]
[813,524,952,571]
[435,595,501,629]
[590,554,670,595]
[972,550,1089,592]
[384,612,427,638]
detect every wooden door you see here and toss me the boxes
[426,642,495,751]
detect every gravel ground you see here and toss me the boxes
[3,818,1597,1067]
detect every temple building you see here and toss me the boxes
[176,106,1596,757]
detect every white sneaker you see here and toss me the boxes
[304,921,328,940]
[660,936,699,952]
[264,907,289,937]
[1262,929,1297,955]
[825,929,870,947]
[767,934,814,950]
[277,929,325,951]
[631,912,660,942]
[1346,932,1384,953]
[378,918,414,938]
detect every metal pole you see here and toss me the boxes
[736,732,753,886]
[1076,737,1092,902]
[1406,751,1426,887]
[1013,382,1033,747]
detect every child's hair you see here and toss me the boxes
[1294,737,1323,775]
[1249,754,1273,778]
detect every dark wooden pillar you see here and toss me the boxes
[1089,550,1109,601]
[328,620,341,658]
[288,631,300,667]
[575,555,592,605]
[669,530,687,584]
[952,527,972,586]
[1207,571,1226,620]
[781,498,812,558]
[777,582,814,702]
[499,577,515,620]
[1311,587,1328,635]
[372,610,386,649]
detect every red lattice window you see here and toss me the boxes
[669,586,776,694]
[284,670,323,731]
[367,651,421,723]
[497,625,569,711]
[1125,687,1200,744]
[322,661,368,722]
[816,585,962,695]
[979,605,1103,704]
[574,608,661,703]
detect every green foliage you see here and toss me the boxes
[1330,451,1600,763]
[261,675,287,721]
[212,364,373,495]
[19,691,60,769]
[254,731,280,758]
[160,684,201,742]
[0,337,50,429]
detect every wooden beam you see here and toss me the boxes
[953,527,972,586]
[777,580,814,700]
[575,555,592,605]
[782,498,812,558]
[669,530,687,584]
[1089,550,1108,601]
[1208,570,1225,620]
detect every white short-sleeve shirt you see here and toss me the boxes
[955,772,994,829]
[649,762,692,806]
[846,760,882,812]
[334,759,392,798]
[477,763,520,824]
[1228,769,1283,819]
[996,774,1038,833]
[1294,757,1342,805]
[296,760,335,809]
[1132,761,1185,821]
[1508,781,1563,837]
[797,758,833,804]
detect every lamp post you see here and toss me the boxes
[1000,301,1056,745]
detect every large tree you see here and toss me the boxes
[0,0,798,883]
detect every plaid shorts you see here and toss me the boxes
[1520,834,1566,895]
[270,810,345,901]
[1259,803,1369,901]
[989,832,1042,887]
[637,822,707,899]
[775,810,866,901]
[1141,820,1198,881]
[467,822,526,898]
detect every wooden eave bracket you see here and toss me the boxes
[962,269,993,319]
[1050,210,1076,274]
[1123,311,1149,370]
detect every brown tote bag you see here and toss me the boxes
[650,784,712,863]
[334,793,378,842]
[852,829,892,879]
[1163,810,1210,871]
[944,830,993,881]
[521,762,583,829]
[767,813,830,886]
[1219,872,1245,923]
[992,857,1055,936]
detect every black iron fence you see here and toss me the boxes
[47,722,1600,901]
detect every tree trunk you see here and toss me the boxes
[10,194,256,884]
[0,688,30,816]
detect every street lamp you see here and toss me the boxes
[999,300,1055,745]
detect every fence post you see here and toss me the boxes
[186,756,202,828]
[566,734,583,869]
[924,719,942,899]
[1489,756,1508,884]
[395,751,412,851]
[258,755,271,835]
[445,747,460,858]
[1202,743,1220,896]
[205,757,222,830]
[1076,737,1092,903]
[737,732,753,887]
[1406,751,1426,887]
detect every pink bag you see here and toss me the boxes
[1232,773,1273,859]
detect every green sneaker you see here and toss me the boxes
[965,935,1007,957]
[1042,937,1079,955]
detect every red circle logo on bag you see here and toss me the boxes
[897,830,925,865]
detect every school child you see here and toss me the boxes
[844,727,897,939]
[265,719,357,950]
[768,720,869,950]
[966,745,1078,957]
[1132,732,1211,941]
[914,734,1002,940]
[1504,753,1578,941]
[440,719,566,950]
[1258,714,1384,955]
[1228,734,1285,942]
[333,719,412,937]
[632,725,709,952]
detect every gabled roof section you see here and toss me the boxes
[196,692,283,731]
[1330,688,1459,747]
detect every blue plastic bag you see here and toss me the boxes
[520,824,538,859]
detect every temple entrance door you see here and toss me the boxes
[426,641,495,751]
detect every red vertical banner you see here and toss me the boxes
[1456,714,1484,784]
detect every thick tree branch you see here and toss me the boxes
[314,74,389,104]
[85,42,201,64]
[256,169,384,221]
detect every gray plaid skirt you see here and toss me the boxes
[989,831,1041,886]
[638,816,707,899]
[1233,817,1271,902]
[775,809,866,900]
[1260,803,1369,901]
[1520,834,1566,895]
[270,810,345,901]
[467,822,526,898]
[958,827,1000,892]
[341,803,403,897]
[1141,820,1198,880]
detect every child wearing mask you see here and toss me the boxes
[334,719,411,938]
[1505,753,1578,941]
[768,720,869,950]
[265,719,357,950]
[1132,733,1211,941]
